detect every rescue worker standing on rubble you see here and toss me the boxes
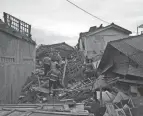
[48,60,62,96]
[43,55,51,76]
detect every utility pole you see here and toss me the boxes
[137,24,143,35]
[137,26,139,35]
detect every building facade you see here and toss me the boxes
[78,23,131,61]
[0,13,36,103]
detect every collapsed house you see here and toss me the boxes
[0,12,36,103]
[36,42,74,61]
[97,34,143,96]
[19,34,143,115]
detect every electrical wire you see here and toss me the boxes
[66,0,110,24]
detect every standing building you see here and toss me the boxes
[0,12,36,103]
[78,23,132,61]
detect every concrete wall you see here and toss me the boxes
[0,31,35,103]
[80,28,129,59]
[85,35,105,59]
[97,28,129,48]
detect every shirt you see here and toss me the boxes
[50,69,61,81]
[51,61,58,70]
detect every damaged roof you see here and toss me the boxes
[109,35,143,66]
[87,23,132,36]
[43,42,74,50]
[79,23,132,38]
[98,34,143,77]
[36,42,74,59]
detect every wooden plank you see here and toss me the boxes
[1,107,89,116]
[118,79,143,85]
[100,86,102,107]
[22,81,33,91]
[19,111,32,116]
[62,59,68,87]
[2,109,15,116]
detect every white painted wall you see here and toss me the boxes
[85,35,104,59]
[80,28,129,60]
[0,31,36,103]
[97,28,129,48]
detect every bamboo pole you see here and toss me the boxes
[100,86,102,107]
[62,59,68,87]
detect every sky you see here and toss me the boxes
[0,0,143,46]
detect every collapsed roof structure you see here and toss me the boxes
[98,34,143,78]
[36,42,74,60]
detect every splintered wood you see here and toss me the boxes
[64,51,84,86]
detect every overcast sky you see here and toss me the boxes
[0,0,143,46]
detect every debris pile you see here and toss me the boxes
[18,69,95,104]
[19,44,143,116]
[18,65,143,116]
[19,50,85,103]
[36,42,74,61]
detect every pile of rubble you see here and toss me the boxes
[19,67,143,115]
[18,48,143,116]
[19,50,89,103]
[19,68,47,103]
[18,67,94,104]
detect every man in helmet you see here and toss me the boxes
[43,55,51,76]
[48,62,62,96]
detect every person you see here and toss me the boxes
[57,52,62,64]
[50,60,57,70]
[48,63,62,96]
[91,90,106,116]
[43,56,51,76]
[84,91,101,116]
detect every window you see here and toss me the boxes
[0,57,15,63]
